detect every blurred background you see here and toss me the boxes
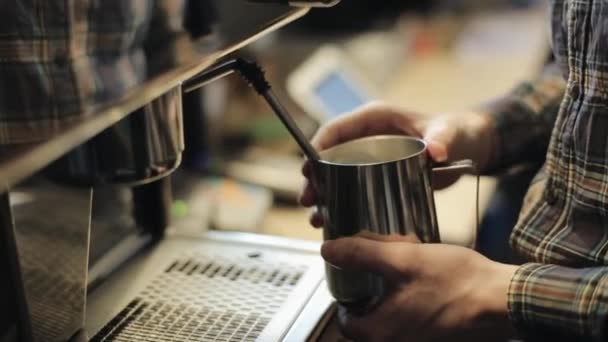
[171,0,549,263]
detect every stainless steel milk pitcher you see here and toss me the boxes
[313,135,475,307]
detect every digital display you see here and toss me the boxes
[314,72,368,118]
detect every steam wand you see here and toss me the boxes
[184,58,320,161]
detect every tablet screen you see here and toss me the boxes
[314,71,368,118]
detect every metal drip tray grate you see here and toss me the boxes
[91,251,308,341]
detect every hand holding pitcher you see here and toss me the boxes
[300,101,496,227]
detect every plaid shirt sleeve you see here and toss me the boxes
[481,64,566,173]
[509,263,608,341]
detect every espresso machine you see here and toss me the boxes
[0,1,344,341]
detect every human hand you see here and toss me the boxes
[322,236,517,342]
[300,102,495,227]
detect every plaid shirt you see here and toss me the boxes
[487,1,608,340]
[0,0,185,144]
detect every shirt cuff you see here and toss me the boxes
[508,263,608,341]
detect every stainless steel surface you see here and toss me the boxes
[0,193,33,342]
[283,281,335,342]
[0,3,315,341]
[47,87,184,186]
[87,233,151,291]
[0,4,309,190]
[190,230,322,254]
[314,135,473,306]
[85,233,325,341]
[433,159,476,172]
[248,0,340,7]
[9,182,92,342]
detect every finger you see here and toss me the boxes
[321,237,415,279]
[301,160,312,178]
[427,140,448,163]
[337,305,375,342]
[310,209,323,228]
[312,105,419,150]
[312,102,422,151]
[338,298,402,342]
[299,181,317,207]
[299,162,316,207]
[338,288,420,341]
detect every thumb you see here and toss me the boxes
[321,237,411,279]
[423,120,453,163]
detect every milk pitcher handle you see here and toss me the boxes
[431,159,480,248]
[432,159,476,173]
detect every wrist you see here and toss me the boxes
[471,261,518,339]
[484,262,517,315]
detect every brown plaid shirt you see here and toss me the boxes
[487,1,608,340]
[0,0,185,144]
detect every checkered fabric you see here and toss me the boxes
[0,0,185,144]
[486,1,608,340]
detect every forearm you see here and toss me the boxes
[476,64,566,173]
